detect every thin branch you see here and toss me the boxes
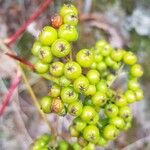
[109,64,124,87]
[0,40,52,132]
[5,52,35,71]
[20,67,52,132]
[0,72,21,116]
[4,0,52,45]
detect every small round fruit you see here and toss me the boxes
[35,61,49,74]
[83,125,100,143]
[105,57,115,67]
[88,113,99,125]
[38,46,53,63]
[51,14,62,28]
[84,85,96,96]
[135,88,144,101]
[49,61,64,77]
[64,12,78,26]
[40,134,52,144]
[73,117,86,132]
[123,52,137,65]
[97,61,107,71]
[100,44,112,57]
[97,136,108,146]
[130,64,143,78]
[123,122,132,131]
[103,124,119,140]
[94,53,103,63]
[58,24,78,42]
[105,104,119,118]
[59,76,71,87]
[69,126,79,137]
[124,90,136,103]
[95,40,107,50]
[80,106,96,123]
[61,87,78,104]
[60,4,78,17]
[96,80,108,93]
[128,79,140,91]
[111,49,125,62]
[48,84,60,98]
[68,101,83,117]
[39,26,57,46]
[106,74,115,85]
[76,49,94,68]
[64,61,82,80]
[119,106,132,122]
[58,140,69,150]
[31,140,46,150]
[83,143,95,150]
[51,39,71,58]
[110,116,125,130]
[73,76,89,93]
[115,95,127,107]
[31,41,42,56]
[86,70,100,85]
[72,142,81,150]
[92,92,107,107]
[40,96,52,113]
[112,62,121,70]
[90,62,97,69]
[51,98,63,113]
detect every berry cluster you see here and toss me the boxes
[30,134,82,150]
[30,134,52,150]
[30,3,144,150]
[32,4,78,74]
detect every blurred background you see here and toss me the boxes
[0,0,150,149]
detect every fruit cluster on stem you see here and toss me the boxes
[30,3,144,150]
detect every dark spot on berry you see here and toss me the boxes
[113,133,117,138]
[68,91,74,97]
[79,85,85,92]
[125,114,129,118]
[71,15,77,19]
[67,66,74,72]
[108,108,112,112]
[102,99,106,104]
[52,65,57,70]
[66,24,71,30]
[59,44,65,52]
[71,107,77,114]
[90,118,94,122]
[85,50,91,56]
[89,134,95,140]
[39,50,45,58]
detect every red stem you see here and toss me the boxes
[0,75,21,116]
[4,0,52,45]
[5,52,35,71]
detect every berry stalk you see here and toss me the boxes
[0,74,21,116]
[5,52,35,71]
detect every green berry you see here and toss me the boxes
[76,49,94,68]
[123,52,137,65]
[35,61,49,74]
[40,96,52,113]
[51,38,71,58]
[39,26,57,46]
